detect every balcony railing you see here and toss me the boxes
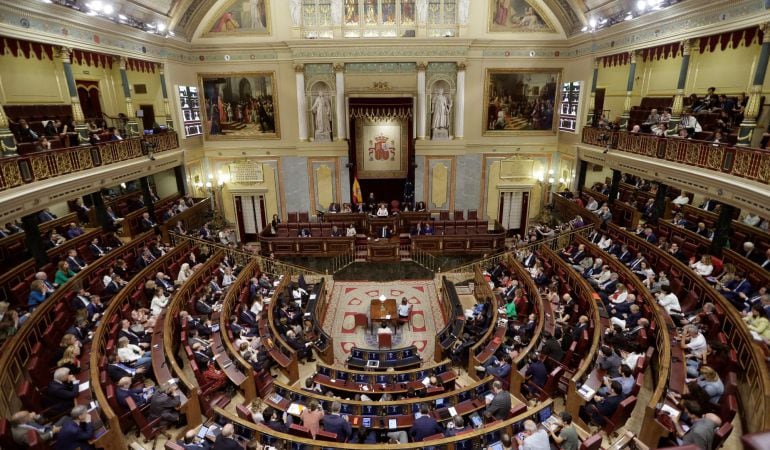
[0,132,179,193]
[581,127,770,185]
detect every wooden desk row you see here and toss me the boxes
[468,267,503,380]
[212,398,554,450]
[88,237,193,449]
[0,212,79,270]
[346,346,422,370]
[603,222,770,437]
[581,187,642,230]
[434,277,466,362]
[263,274,300,384]
[314,362,456,397]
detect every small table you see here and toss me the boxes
[370,298,397,334]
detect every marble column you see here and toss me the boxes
[59,47,89,142]
[334,63,346,140]
[587,58,599,125]
[619,51,637,129]
[119,57,140,136]
[295,64,309,141]
[417,62,427,140]
[159,64,174,129]
[671,40,693,127]
[739,24,770,147]
[454,62,465,139]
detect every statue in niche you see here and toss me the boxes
[458,0,470,25]
[331,0,343,25]
[431,87,452,140]
[312,91,332,141]
[416,0,428,24]
[290,0,302,26]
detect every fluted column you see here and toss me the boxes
[119,57,140,136]
[334,63,346,140]
[454,62,465,139]
[587,58,599,125]
[738,24,770,147]
[295,64,309,141]
[59,47,89,141]
[671,40,693,127]
[619,51,637,129]
[417,62,427,140]
[159,64,173,129]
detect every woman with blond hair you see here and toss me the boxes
[54,261,75,286]
[57,345,82,374]
[690,254,714,277]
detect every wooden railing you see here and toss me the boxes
[581,127,770,185]
[89,239,192,449]
[0,132,179,193]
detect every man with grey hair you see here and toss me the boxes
[56,405,93,450]
[743,241,762,264]
[516,419,549,450]
[46,367,79,416]
[10,410,60,445]
[148,382,182,427]
[213,423,240,450]
[35,271,57,293]
[484,380,511,421]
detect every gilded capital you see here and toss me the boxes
[158,63,165,75]
[417,62,427,71]
[681,39,693,56]
[629,51,637,64]
[57,47,72,63]
[456,62,466,71]
[762,23,770,44]
[119,57,128,71]
[333,63,344,72]
[294,64,305,73]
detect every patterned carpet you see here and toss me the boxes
[322,281,445,365]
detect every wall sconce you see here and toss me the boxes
[548,177,555,184]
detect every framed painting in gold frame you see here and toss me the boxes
[355,117,408,179]
[198,72,280,140]
[483,68,561,135]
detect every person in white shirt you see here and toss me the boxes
[690,255,714,277]
[672,194,690,206]
[116,336,151,368]
[585,197,599,211]
[598,236,612,251]
[177,263,193,284]
[346,224,357,237]
[679,111,702,134]
[250,297,264,315]
[177,199,189,212]
[397,297,411,319]
[743,213,761,227]
[516,419,550,450]
[376,204,389,217]
[222,267,236,288]
[681,325,707,358]
[656,285,681,315]
[150,287,169,316]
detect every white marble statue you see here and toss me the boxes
[458,0,470,25]
[416,0,428,24]
[431,88,452,131]
[290,0,302,26]
[331,0,343,26]
[312,91,332,134]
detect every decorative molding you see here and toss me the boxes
[345,62,417,74]
[292,47,468,59]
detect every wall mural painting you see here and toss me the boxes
[207,0,270,34]
[484,69,560,135]
[356,118,408,179]
[488,0,554,32]
[199,73,280,139]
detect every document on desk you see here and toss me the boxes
[578,385,596,401]
[660,404,681,421]
[448,406,458,417]
[79,381,90,392]
[310,294,317,300]
[388,418,398,429]
[287,403,306,416]
[385,314,391,320]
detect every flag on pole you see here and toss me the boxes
[352,176,363,205]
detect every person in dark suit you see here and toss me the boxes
[522,250,537,268]
[524,353,548,395]
[742,242,763,265]
[45,368,80,417]
[668,243,686,262]
[10,410,59,446]
[88,238,110,258]
[239,307,257,328]
[147,382,182,427]
[213,424,241,450]
[409,403,443,441]
[580,381,623,427]
[720,272,752,307]
[54,406,93,450]
[484,380,512,421]
[285,330,315,363]
[65,250,87,273]
[539,331,565,366]
[107,353,145,381]
[191,343,213,367]
[116,376,146,408]
[179,429,213,450]
[195,296,214,315]
[140,212,157,232]
[615,245,632,264]
[321,401,352,442]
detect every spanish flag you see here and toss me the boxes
[352,176,363,205]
